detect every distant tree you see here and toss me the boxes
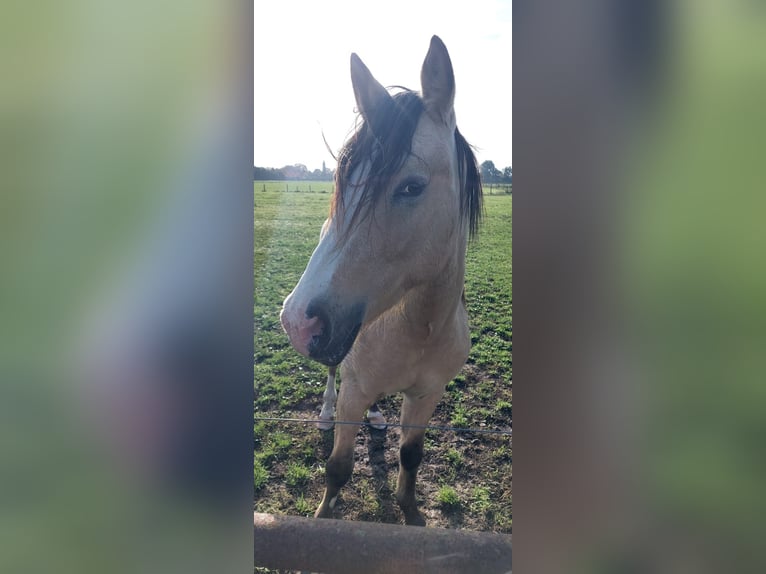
[502,166,512,184]
[281,164,309,180]
[253,166,284,180]
[294,163,308,179]
[480,160,500,183]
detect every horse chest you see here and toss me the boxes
[347,316,470,393]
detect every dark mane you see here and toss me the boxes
[331,88,483,240]
[455,126,483,239]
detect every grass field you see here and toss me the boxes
[254,180,512,533]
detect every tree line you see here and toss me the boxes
[253,163,334,181]
[254,160,511,185]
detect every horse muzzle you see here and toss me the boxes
[280,297,365,367]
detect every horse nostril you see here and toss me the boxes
[302,311,327,354]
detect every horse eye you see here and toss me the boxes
[396,182,425,198]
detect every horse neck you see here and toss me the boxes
[401,237,467,332]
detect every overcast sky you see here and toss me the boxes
[254,0,511,172]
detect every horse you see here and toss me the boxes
[279,35,482,526]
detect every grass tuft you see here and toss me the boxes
[437,485,461,508]
[295,494,312,515]
[471,486,492,514]
[285,462,312,488]
[254,459,269,492]
[445,449,463,468]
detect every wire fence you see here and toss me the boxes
[253,415,512,437]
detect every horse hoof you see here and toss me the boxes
[366,410,387,430]
[316,419,334,431]
[314,504,333,519]
[404,509,426,527]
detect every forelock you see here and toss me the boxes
[331,89,424,236]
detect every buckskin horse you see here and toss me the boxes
[280,36,482,525]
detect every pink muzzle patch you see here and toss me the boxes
[280,308,324,358]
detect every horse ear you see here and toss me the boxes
[350,53,392,121]
[420,35,455,126]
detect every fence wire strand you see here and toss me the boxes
[253,415,512,436]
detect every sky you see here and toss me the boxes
[254,0,511,172]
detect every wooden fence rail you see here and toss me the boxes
[254,512,512,574]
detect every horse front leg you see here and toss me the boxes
[315,382,368,519]
[396,390,443,526]
[316,366,337,431]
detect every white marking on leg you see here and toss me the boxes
[367,407,387,430]
[317,367,337,430]
[329,496,338,509]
